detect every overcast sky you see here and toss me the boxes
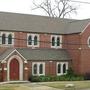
[0,0,90,19]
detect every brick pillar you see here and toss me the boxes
[24,61,28,81]
[2,61,7,81]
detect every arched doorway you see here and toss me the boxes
[7,55,23,81]
[10,58,19,80]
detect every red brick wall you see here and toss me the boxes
[26,60,70,79]
[40,34,51,48]
[80,24,90,75]
[14,32,64,49]
[27,61,57,78]
[14,32,51,48]
[45,61,56,76]
[14,32,27,48]
[63,34,81,74]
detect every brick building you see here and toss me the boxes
[0,12,90,81]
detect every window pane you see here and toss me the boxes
[28,35,32,45]
[8,34,12,44]
[58,64,61,73]
[2,34,6,44]
[63,64,66,73]
[33,64,37,74]
[34,36,38,45]
[57,37,60,46]
[52,37,55,46]
[39,64,43,74]
[89,39,90,46]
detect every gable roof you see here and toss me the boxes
[0,48,14,60]
[0,48,71,61]
[0,12,90,34]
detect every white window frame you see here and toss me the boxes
[32,62,45,76]
[0,32,14,46]
[57,62,68,76]
[27,34,39,47]
[87,36,90,48]
[51,35,62,48]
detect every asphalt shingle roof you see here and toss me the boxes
[0,48,71,61]
[0,12,89,34]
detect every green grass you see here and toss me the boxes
[43,81,90,90]
[0,84,19,90]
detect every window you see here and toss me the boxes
[32,62,45,76]
[0,32,14,46]
[28,35,32,45]
[34,36,38,45]
[58,64,61,73]
[8,34,12,44]
[52,37,55,46]
[57,62,68,75]
[2,34,6,44]
[57,37,60,46]
[63,64,66,74]
[27,34,39,47]
[39,64,43,74]
[87,36,90,47]
[33,64,37,74]
[51,35,62,48]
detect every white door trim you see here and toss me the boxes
[7,55,23,81]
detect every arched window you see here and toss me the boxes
[58,64,61,74]
[2,34,6,44]
[88,37,90,47]
[57,37,60,46]
[39,64,43,74]
[63,64,66,74]
[28,35,32,45]
[34,36,38,45]
[33,64,37,74]
[52,37,55,46]
[8,34,12,44]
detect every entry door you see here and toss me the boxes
[10,58,19,80]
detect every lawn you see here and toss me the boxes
[42,81,90,90]
[0,81,90,90]
[0,84,18,90]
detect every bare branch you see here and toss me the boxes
[32,0,78,18]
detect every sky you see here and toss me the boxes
[0,0,90,19]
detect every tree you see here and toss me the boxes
[32,0,77,18]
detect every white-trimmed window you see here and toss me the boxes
[51,35,62,48]
[57,62,68,75]
[87,36,90,47]
[27,34,39,47]
[0,32,14,46]
[32,62,45,76]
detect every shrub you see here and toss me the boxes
[29,69,84,82]
[29,75,84,82]
[84,73,90,80]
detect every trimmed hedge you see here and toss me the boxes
[29,75,84,82]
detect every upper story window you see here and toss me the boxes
[28,35,32,45]
[27,34,39,47]
[0,32,14,46]
[32,62,45,76]
[57,62,68,75]
[51,35,62,48]
[2,34,6,44]
[87,36,90,47]
[8,34,12,44]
